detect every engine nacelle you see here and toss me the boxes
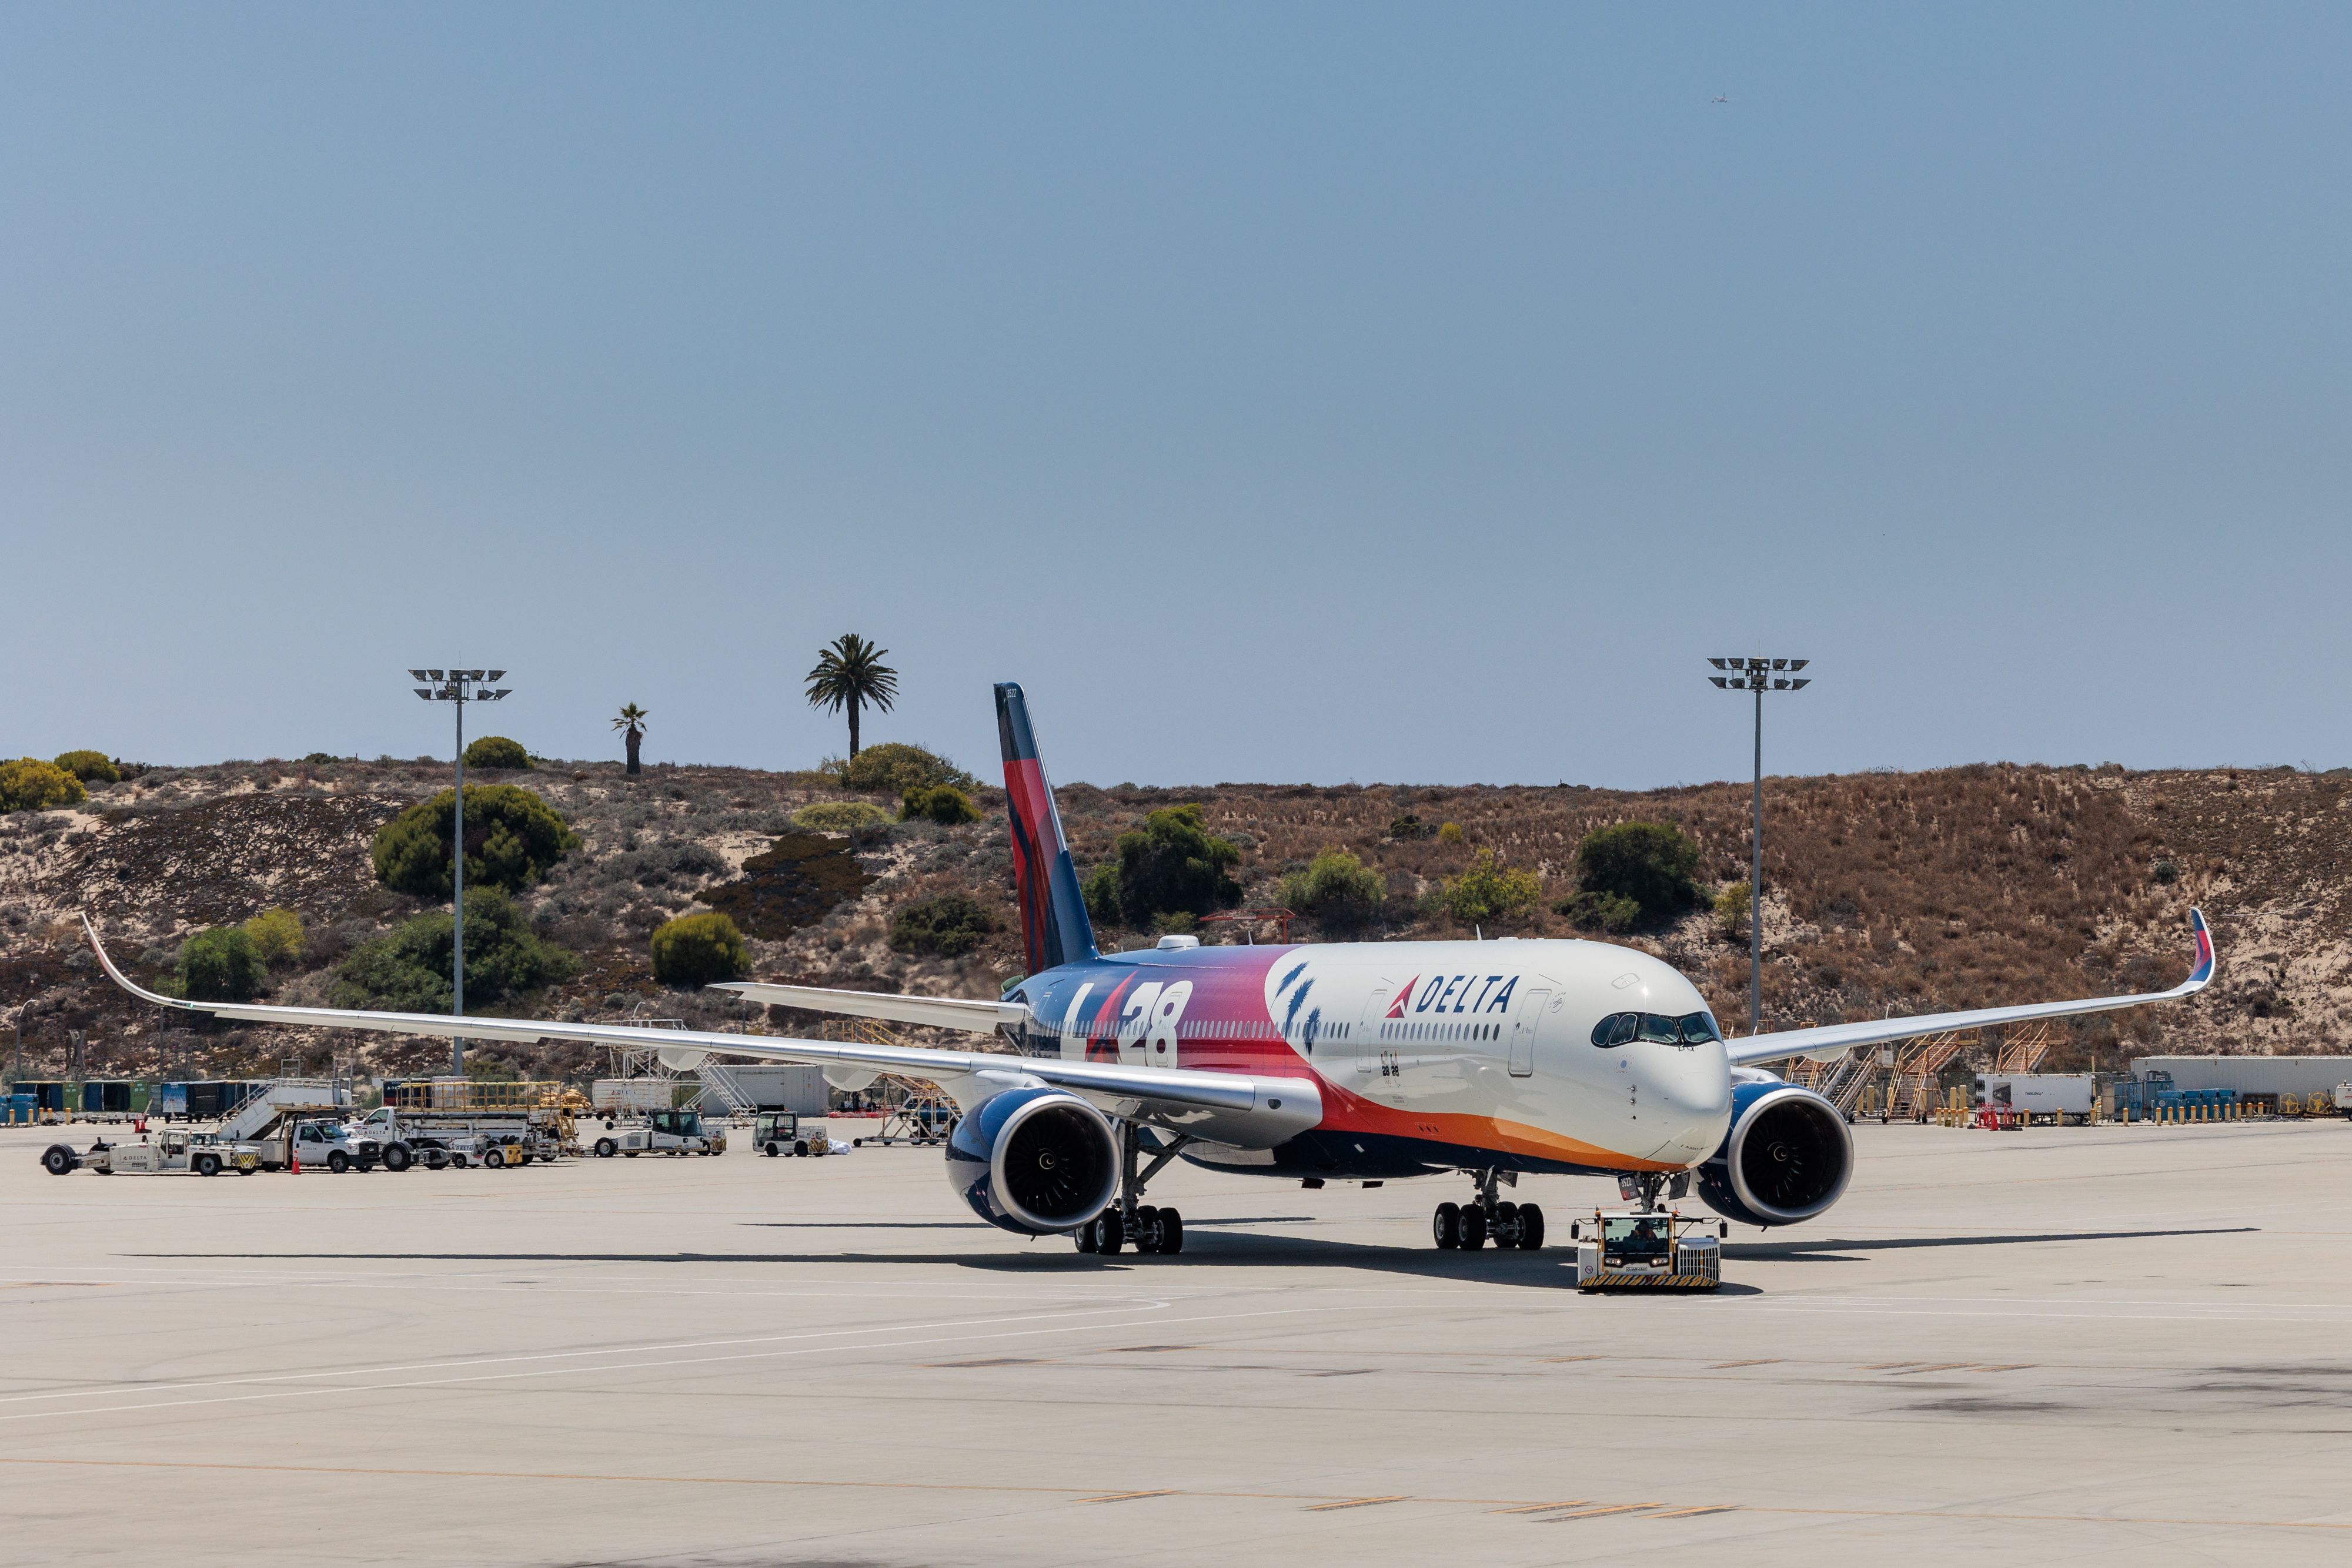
[1695,1081,1853,1228]
[945,1086,1120,1236]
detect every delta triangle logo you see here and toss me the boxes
[1384,977,1418,1019]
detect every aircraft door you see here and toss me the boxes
[1507,988,1551,1077]
[1358,986,1390,1072]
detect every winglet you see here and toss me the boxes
[2183,907,2214,991]
[82,914,199,1011]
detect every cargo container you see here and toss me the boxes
[155,1082,189,1119]
[2,1093,35,1126]
[19,1082,67,1115]
[79,1081,137,1116]
[694,1064,828,1117]
[592,1078,683,1114]
[1975,1073,2095,1122]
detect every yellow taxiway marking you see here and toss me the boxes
[1539,1502,1660,1520]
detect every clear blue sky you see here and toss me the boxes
[6,4,2346,788]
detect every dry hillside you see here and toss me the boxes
[4,753,2346,1083]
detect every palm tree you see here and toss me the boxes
[613,703,649,776]
[804,634,898,758]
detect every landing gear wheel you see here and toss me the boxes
[1518,1203,1545,1252]
[1459,1203,1488,1250]
[195,1153,220,1177]
[1133,1205,1161,1254]
[327,1150,350,1174]
[1157,1207,1184,1255]
[1434,1202,1461,1249]
[1097,1208,1125,1256]
[596,1138,617,1158]
[1493,1199,1519,1249]
[1074,1218,1100,1253]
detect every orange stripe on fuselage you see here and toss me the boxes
[1165,1037,1677,1174]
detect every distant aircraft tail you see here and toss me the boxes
[995,683,1098,975]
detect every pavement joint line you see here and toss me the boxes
[5,1460,2344,1533]
[0,1301,1358,1425]
[1708,1358,1781,1368]
[1651,1506,1740,1519]
[1489,1500,1592,1514]
[1303,1496,1411,1511]
[1081,1490,1180,1504]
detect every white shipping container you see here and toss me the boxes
[592,1079,677,1112]
[696,1064,830,1116]
[1975,1073,2094,1116]
[2130,1055,2352,1100]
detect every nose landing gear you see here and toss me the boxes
[1434,1171,1545,1251]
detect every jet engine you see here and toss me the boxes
[1695,1081,1853,1228]
[946,1086,1120,1236]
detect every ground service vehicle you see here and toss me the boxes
[83,683,2220,1261]
[42,1128,262,1176]
[1571,1210,1724,1292]
[592,1109,721,1157]
[753,1111,822,1156]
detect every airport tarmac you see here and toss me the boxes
[4,1115,2350,1567]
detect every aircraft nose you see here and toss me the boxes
[1639,1041,1732,1164]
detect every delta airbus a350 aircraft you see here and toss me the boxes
[87,683,2215,1258]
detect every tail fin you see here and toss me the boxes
[995,682,1098,974]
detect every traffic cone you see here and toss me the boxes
[291,1150,301,1175]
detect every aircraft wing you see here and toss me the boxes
[710,980,1024,1035]
[81,917,1317,1148]
[1728,908,2214,1069]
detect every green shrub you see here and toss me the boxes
[1387,813,1435,840]
[900,784,980,825]
[1439,850,1543,925]
[1151,911,1198,938]
[1436,821,1465,846]
[240,907,306,966]
[332,888,579,1011]
[462,735,534,770]
[1558,890,1642,934]
[792,800,896,834]
[177,927,268,1002]
[650,912,751,987]
[52,750,119,785]
[1279,849,1387,931]
[1570,821,1703,928]
[1093,804,1242,927]
[2153,858,2180,885]
[302,752,342,765]
[371,785,580,898]
[1082,862,1122,927]
[833,742,977,795]
[889,893,1000,957]
[1712,881,1751,935]
[0,758,86,812]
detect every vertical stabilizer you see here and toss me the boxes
[995,683,1098,974]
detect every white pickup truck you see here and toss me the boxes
[43,1129,262,1177]
[590,1108,724,1158]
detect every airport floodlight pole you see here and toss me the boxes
[410,669,510,1077]
[1707,657,1810,1034]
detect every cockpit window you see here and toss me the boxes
[1592,1009,1721,1048]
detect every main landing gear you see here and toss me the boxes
[1433,1169,1545,1251]
[1075,1121,1193,1257]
